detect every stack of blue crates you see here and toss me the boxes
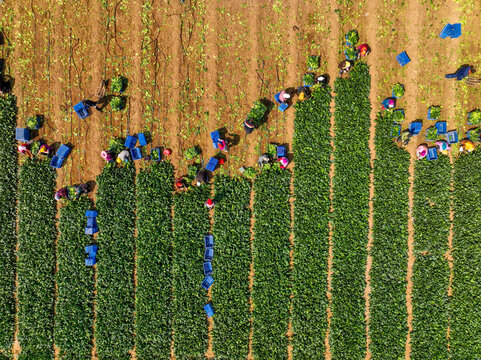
[85,210,99,235]
[85,244,98,266]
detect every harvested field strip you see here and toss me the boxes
[291,85,331,358]
[135,162,174,360]
[17,159,57,360]
[0,95,17,357]
[252,167,291,360]
[451,152,481,358]
[331,62,371,359]
[54,197,95,360]
[172,186,210,359]
[370,111,410,358]
[95,164,136,360]
[411,157,450,358]
[211,176,252,360]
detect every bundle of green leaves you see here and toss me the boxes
[346,29,359,45]
[110,96,125,111]
[393,109,405,123]
[252,167,291,360]
[303,72,315,86]
[248,101,267,121]
[307,55,320,70]
[184,146,199,160]
[469,109,481,125]
[95,163,136,360]
[426,126,438,141]
[429,105,441,120]
[135,162,174,359]
[392,83,405,97]
[211,176,252,359]
[111,76,126,93]
[26,115,40,129]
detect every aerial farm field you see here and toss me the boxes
[1,0,481,359]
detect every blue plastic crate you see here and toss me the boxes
[204,248,214,262]
[277,145,286,158]
[15,128,30,142]
[396,51,411,66]
[86,217,97,228]
[204,235,214,249]
[85,210,98,218]
[439,24,453,39]
[274,92,281,104]
[446,130,459,144]
[124,135,137,149]
[427,147,438,161]
[206,157,219,172]
[85,244,98,255]
[203,262,213,276]
[138,133,147,146]
[409,121,422,135]
[278,102,289,112]
[151,148,161,161]
[130,147,143,161]
[85,256,96,266]
[73,102,91,119]
[50,155,64,169]
[435,122,447,135]
[451,23,461,38]
[85,227,99,235]
[204,303,215,317]
[210,130,220,148]
[201,275,214,290]
[56,144,71,158]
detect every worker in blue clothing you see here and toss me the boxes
[445,66,475,81]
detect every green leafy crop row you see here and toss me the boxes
[17,159,57,360]
[55,197,94,360]
[0,94,17,357]
[211,176,252,360]
[252,167,291,360]
[291,85,332,358]
[172,186,210,359]
[331,62,371,359]
[411,157,451,358]
[95,164,136,360]
[370,111,410,358]
[135,162,174,360]
[451,151,481,358]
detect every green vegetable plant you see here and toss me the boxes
[411,157,451,359]
[252,167,291,360]
[108,137,124,153]
[346,29,359,45]
[17,159,57,360]
[247,101,267,122]
[468,109,481,125]
[370,110,410,358]
[429,106,441,120]
[393,109,405,123]
[211,176,252,359]
[307,55,320,70]
[111,76,127,93]
[451,152,481,357]
[95,163,136,360]
[243,166,257,179]
[0,94,17,357]
[331,62,371,359]
[344,46,357,60]
[184,146,199,160]
[426,126,438,141]
[26,115,41,129]
[109,96,126,111]
[135,162,174,359]
[172,186,210,358]
[55,197,94,360]
[292,86,332,358]
[303,73,315,86]
[392,83,405,97]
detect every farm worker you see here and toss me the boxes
[39,144,52,156]
[0,76,10,95]
[279,157,289,169]
[74,183,89,199]
[297,86,311,101]
[257,154,270,168]
[101,150,114,162]
[316,75,328,87]
[196,169,208,186]
[243,119,256,134]
[416,144,428,159]
[176,178,186,189]
[279,90,291,103]
[381,98,396,110]
[459,139,475,153]
[398,130,413,146]
[218,139,228,152]
[338,60,353,76]
[117,149,131,163]
[435,140,450,155]
[205,199,215,210]
[55,187,69,201]
[17,144,33,157]
[357,44,371,59]
[82,99,102,111]
[445,66,475,81]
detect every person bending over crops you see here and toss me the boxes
[218,139,229,152]
[243,119,256,134]
[445,66,475,81]
[39,144,52,156]
[357,44,371,59]
[17,143,33,157]
[278,90,291,103]
[116,149,131,163]
[297,86,311,101]
[459,139,475,153]
[279,157,289,169]
[176,177,186,190]
[416,144,428,160]
[0,76,11,95]
[316,75,328,87]
[435,140,450,155]
[196,169,208,186]
[338,60,353,77]
[205,199,215,210]
[397,130,413,146]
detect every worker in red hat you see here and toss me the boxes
[204,198,215,210]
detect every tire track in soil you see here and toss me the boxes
[404,0,421,356]
[324,0,340,358]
